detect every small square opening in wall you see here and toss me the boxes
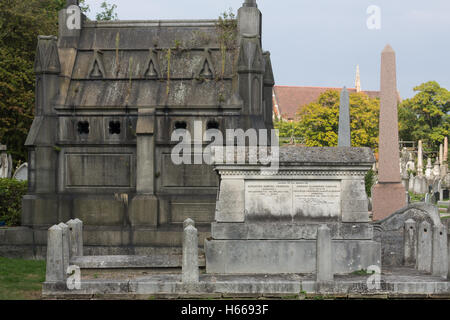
[174,121,187,130]
[109,121,121,135]
[77,121,89,135]
[207,120,219,130]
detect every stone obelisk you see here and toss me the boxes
[338,87,351,147]
[372,45,406,221]
[417,140,423,176]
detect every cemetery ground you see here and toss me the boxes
[0,257,45,300]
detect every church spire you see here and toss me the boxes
[355,65,361,92]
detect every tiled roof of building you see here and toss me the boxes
[273,86,381,121]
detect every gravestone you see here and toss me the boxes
[12,163,28,181]
[372,45,406,220]
[205,146,381,274]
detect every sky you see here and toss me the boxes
[84,0,450,99]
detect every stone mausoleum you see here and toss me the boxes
[20,0,274,254]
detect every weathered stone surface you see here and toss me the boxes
[205,239,380,274]
[338,87,351,147]
[182,225,199,283]
[373,203,441,267]
[373,45,406,220]
[432,224,448,279]
[46,225,65,282]
[403,219,417,266]
[417,221,432,272]
[211,222,373,240]
[67,219,83,258]
[316,225,333,281]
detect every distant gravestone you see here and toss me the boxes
[12,163,28,181]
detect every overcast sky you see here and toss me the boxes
[84,0,450,98]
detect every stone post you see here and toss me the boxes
[316,225,333,282]
[416,221,432,273]
[417,140,423,177]
[182,225,199,284]
[67,219,83,258]
[338,87,351,147]
[432,224,448,279]
[129,108,158,227]
[58,223,70,276]
[404,219,417,266]
[45,225,65,282]
[372,45,406,220]
[443,137,448,176]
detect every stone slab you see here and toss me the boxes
[70,255,206,269]
[42,269,450,297]
[205,239,381,274]
[211,222,373,240]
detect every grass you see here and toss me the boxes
[0,257,45,300]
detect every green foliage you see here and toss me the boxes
[408,191,425,203]
[0,0,66,166]
[96,1,118,21]
[365,169,375,198]
[0,0,115,167]
[287,90,380,150]
[399,81,450,153]
[0,178,27,226]
[0,257,45,300]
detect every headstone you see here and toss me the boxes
[12,163,28,181]
[372,45,406,220]
[316,225,333,282]
[433,157,440,178]
[404,219,417,266]
[338,87,351,147]
[45,225,65,282]
[417,221,432,272]
[408,173,414,191]
[182,225,199,283]
[431,224,448,279]
[67,219,83,258]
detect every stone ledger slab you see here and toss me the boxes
[205,239,381,274]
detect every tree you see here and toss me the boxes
[294,90,380,150]
[0,0,116,166]
[398,81,450,153]
[96,2,118,21]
